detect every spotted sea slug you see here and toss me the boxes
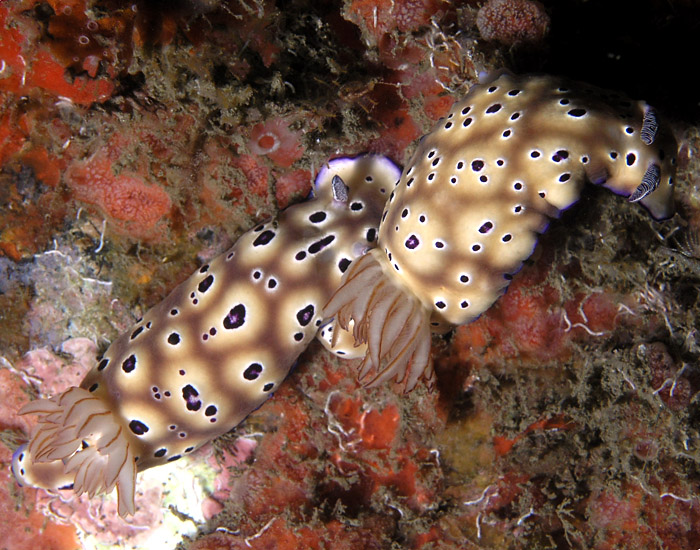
[12,154,400,517]
[324,71,678,391]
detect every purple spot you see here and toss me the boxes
[129,420,149,435]
[198,274,214,293]
[478,221,493,234]
[296,304,315,326]
[253,230,275,247]
[122,354,136,373]
[244,363,263,380]
[182,384,202,411]
[223,304,246,329]
[405,234,420,249]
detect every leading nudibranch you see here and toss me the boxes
[12,154,401,517]
[324,71,678,391]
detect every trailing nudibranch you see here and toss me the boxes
[12,154,400,517]
[324,71,678,391]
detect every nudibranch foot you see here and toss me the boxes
[16,386,137,516]
[324,249,435,391]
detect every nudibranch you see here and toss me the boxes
[325,71,678,391]
[13,154,401,517]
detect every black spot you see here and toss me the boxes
[471,160,484,171]
[567,108,587,117]
[167,455,181,462]
[223,304,246,329]
[461,301,469,308]
[309,211,327,223]
[365,175,373,182]
[581,156,589,164]
[253,230,276,247]
[559,173,571,182]
[480,175,488,183]
[185,446,194,453]
[502,234,512,242]
[427,173,435,181]
[339,258,351,273]
[97,358,109,371]
[296,304,315,326]
[462,117,472,127]
[406,177,414,187]
[170,309,179,316]
[263,383,274,392]
[122,354,137,373]
[514,182,523,191]
[405,234,420,249]
[496,159,505,166]
[205,405,217,416]
[479,221,493,233]
[130,326,143,340]
[510,112,521,120]
[486,103,502,114]
[179,369,186,376]
[199,264,209,273]
[198,274,214,293]
[472,244,481,252]
[419,215,426,223]
[308,235,335,254]
[129,420,149,435]
[350,202,363,211]
[507,89,521,96]
[427,150,436,158]
[552,150,569,162]
[295,251,306,261]
[294,332,304,342]
[444,121,453,129]
[253,270,262,280]
[182,384,201,411]
[154,448,167,458]
[435,241,445,249]
[168,333,181,345]
[461,106,471,115]
[610,151,618,160]
[436,301,446,309]
[514,205,523,213]
[626,153,636,166]
[456,161,464,170]
[88,383,99,392]
[450,177,457,185]
[488,86,497,92]
[253,224,264,232]
[146,321,152,329]
[502,129,512,138]
[530,150,541,158]
[366,228,376,242]
[460,274,470,283]
[559,98,570,106]
[179,432,186,438]
[401,208,409,218]
[267,278,277,289]
[244,363,262,380]
[539,191,546,198]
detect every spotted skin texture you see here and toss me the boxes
[15,155,400,516]
[326,72,678,389]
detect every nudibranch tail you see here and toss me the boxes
[17,386,137,516]
[324,249,435,391]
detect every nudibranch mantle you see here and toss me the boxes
[325,71,678,391]
[13,154,400,517]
